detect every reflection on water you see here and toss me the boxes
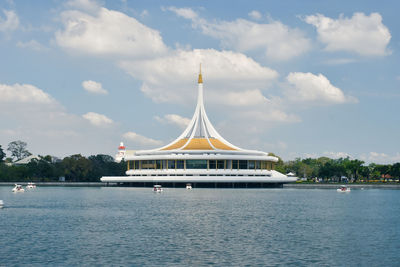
[0,187,399,266]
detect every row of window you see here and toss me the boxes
[129,174,272,177]
[127,160,275,171]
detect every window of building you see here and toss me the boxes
[186,160,207,169]
[248,160,255,169]
[217,160,224,169]
[261,161,267,169]
[209,160,216,169]
[256,161,261,170]
[142,160,156,169]
[156,160,162,169]
[168,160,176,169]
[226,160,232,169]
[239,160,248,169]
[177,160,184,169]
[232,160,238,169]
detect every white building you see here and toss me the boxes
[101,68,296,188]
[13,155,40,165]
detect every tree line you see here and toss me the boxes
[273,156,400,182]
[0,141,126,182]
[0,141,399,183]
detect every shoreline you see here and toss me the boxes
[1,182,400,189]
[0,182,111,187]
[283,183,400,189]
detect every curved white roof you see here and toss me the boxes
[125,69,278,162]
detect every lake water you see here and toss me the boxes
[1,187,399,266]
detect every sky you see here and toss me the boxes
[0,0,399,164]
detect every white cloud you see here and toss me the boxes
[301,153,318,159]
[65,0,101,14]
[140,10,149,18]
[51,4,299,145]
[368,152,388,161]
[118,46,300,135]
[218,89,269,106]
[323,58,356,65]
[55,7,168,58]
[155,114,190,129]
[16,39,45,51]
[165,6,198,20]
[248,10,262,20]
[82,80,108,94]
[304,12,391,56]
[0,83,55,104]
[323,151,351,159]
[82,112,113,127]
[262,141,288,154]
[119,48,278,104]
[238,109,300,123]
[360,152,400,164]
[286,72,357,104]
[0,9,19,32]
[167,7,311,61]
[0,82,120,157]
[123,131,162,146]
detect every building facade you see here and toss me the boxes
[101,69,296,187]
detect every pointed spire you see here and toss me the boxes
[198,63,203,84]
[158,68,240,151]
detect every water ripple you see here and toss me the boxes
[0,187,399,266]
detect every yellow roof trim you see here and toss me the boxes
[161,138,188,150]
[198,63,203,84]
[183,138,213,150]
[209,139,237,150]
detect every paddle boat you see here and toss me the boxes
[26,182,36,189]
[337,185,351,192]
[186,183,192,190]
[12,184,25,193]
[153,185,163,193]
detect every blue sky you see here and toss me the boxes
[0,0,399,163]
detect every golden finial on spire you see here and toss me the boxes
[198,63,203,84]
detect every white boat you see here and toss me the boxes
[12,184,25,193]
[186,183,192,190]
[153,185,163,193]
[0,200,4,208]
[337,185,351,192]
[26,182,36,189]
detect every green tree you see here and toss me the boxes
[26,156,59,182]
[318,159,345,182]
[268,152,285,173]
[302,158,321,178]
[87,154,126,181]
[389,163,400,179]
[0,165,30,182]
[0,145,5,163]
[7,140,31,161]
[359,165,371,181]
[374,164,390,179]
[62,154,93,182]
[286,158,313,178]
[343,159,364,182]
